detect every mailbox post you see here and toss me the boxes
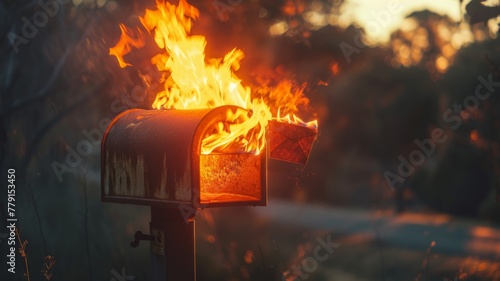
[101,105,316,280]
[150,207,195,281]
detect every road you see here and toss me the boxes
[251,199,500,261]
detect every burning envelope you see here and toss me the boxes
[268,121,318,164]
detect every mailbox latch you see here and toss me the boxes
[130,231,154,248]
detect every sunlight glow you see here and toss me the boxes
[269,21,289,36]
[345,0,462,43]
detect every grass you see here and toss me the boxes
[16,227,57,281]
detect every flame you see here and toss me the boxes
[275,109,318,129]
[109,24,145,68]
[110,0,317,154]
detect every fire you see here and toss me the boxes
[109,24,145,68]
[110,0,317,154]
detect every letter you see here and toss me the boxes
[313,245,329,262]
[131,86,146,103]
[110,267,135,281]
[415,138,435,156]
[452,103,462,114]
[443,109,461,130]
[120,93,137,107]
[316,234,340,254]
[21,17,38,39]
[65,145,82,168]
[8,32,29,54]
[38,0,59,17]
[82,128,103,146]
[143,64,157,76]
[388,0,401,14]
[366,21,381,36]
[213,0,233,21]
[291,264,308,280]
[475,84,491,100]
[111,99,127,113]
[99,118,111,133]
[397,155,414,177]
[302,257,318,273]
[431,128,448,144]
[76,140,93,156]
[52,161,73,182]
[178,204,197,224]
[464,96,479,112]
[353,31,366,49]
[8,267,15,273]
[408,150,425,166]
[33,11,49,27]
[371,9,391,27]
[340,42,361,63]
[478,74,500,92]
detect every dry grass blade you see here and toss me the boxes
[15,227,31,281]
[42,255,56,280]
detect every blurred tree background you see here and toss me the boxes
[1,0,500,280]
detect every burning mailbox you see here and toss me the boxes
[102,1,319,279]
[100,105,316,281]
[101,105,267,209]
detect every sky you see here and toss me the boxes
[343,0,464,42]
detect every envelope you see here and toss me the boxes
[267,120,318,164]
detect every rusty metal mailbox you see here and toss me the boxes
[101,105,317,281]
[101,105,267,209]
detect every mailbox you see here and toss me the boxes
[101,105,267,209]
[101,105,316,281]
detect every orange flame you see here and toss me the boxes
[110,0,317,154]
[109,24,145,68]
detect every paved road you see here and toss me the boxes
[251,199,500,261]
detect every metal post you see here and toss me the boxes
[150,207,196,281]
